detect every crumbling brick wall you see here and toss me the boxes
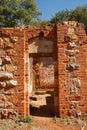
[0,21,87,119]
[0,28,26,119]
[57,21,87,117]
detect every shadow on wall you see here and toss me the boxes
[30,90,55,117]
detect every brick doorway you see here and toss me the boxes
[28,37,57,117]
[29,55,55,117]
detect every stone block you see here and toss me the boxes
[67,42,76,49]
[70,103,77,109]
[68,21,77,27]
[69,56,76,64]
[6,50,17,56]
[65,49,79,56]
[64,35,71,42]
[63,21,68,25]
[76,111,81,117]
[3,56,11,64]
[6,65,17,72]
[70,86,78,94]
[6,80,17,87]
[3,90,15,96]
[70,71,77,78]
[66,63,80,71]
[0,103,4,108]
[0,71,13,81]
[72,78,81,88]
[0,109,18,119]
[70,34,78,42]
[3,38,10,43]
[68,109,76,116]
[0,38,3,48]
[8,111,18,119]
[0,50,5,57]
[0,82,6,88]
[68,78,81,88]
[5,101,14,108]
[0,58,2,65]
[10,36,18,42]
[67,28,74,35]
[0,94,6,101]
[0,66,5,71]
[4,43,14,49]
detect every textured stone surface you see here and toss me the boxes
[68,42,76,49]
[3,56,11,64]
[0,38,3,48]
[0,82,6,88]
[6,50,17,56]
[0,50,5,57]
[0,94,6,101]
[6,65,17,72]
[0,58,2,65]
[4,43,14,49]
[6,80,17,87]
[0,71,13,81]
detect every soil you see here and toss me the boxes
[0,116,87,130]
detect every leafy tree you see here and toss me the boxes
[0,0,42,27]
[50,6,87,29]
[70,6,87,29]
[50,9,71,24]
[33,19,49,26]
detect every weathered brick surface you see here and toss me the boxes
[0,28,25,119]
[57,21,87,117]
[0,21,87,119]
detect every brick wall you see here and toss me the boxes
[0,28,25,118]
[57,21,87,117]
[0,21,87,119]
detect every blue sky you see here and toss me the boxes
[35,0,87,20]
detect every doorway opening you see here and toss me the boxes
[29,55,55,117]
[28,38,56,117]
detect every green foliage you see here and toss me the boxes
[50,9,71,24]
[53,115,60,122]
[0,0,42,27]
[70,6,87,29]
[33,19,49,26]
[15,117,33,123]
[50,5,87,29]
[53,116,72,125]
[62,117,71,124]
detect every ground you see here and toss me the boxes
[0,116,87,130]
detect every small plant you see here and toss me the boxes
[62,117,71,124]
[0,123,11,130]
[53,115,60,122]
[15,117,33,123]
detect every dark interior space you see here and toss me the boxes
[30,90,55,117]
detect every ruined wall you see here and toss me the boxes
[0,28,26,118]
[0,21,87,119]
[24,22,87,117]
[24,25,59,115]
[57,21,87,117]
